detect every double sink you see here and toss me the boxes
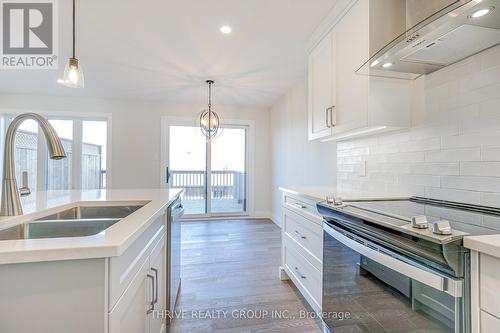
[0,204,144,240]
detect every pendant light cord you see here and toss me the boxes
[208,81,212,131]
[72,0,76,59]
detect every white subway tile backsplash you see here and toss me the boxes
[386,151,425,163]
[441,131,500,149]
[425,148,480,162]
[460,162,500,177]
[398,137,441,153]
[337,45,500,210]
[398,174,441,187]
[424,187,481,205]
[410,163,459,176]
[481,147,500,161]
[480,192,500,207]
[460,113,500,134]
[442,176,500,192]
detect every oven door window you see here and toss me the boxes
[322,229,458,333]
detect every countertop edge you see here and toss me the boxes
[464,235,500,259]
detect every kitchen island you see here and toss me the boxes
[0,188,182,333]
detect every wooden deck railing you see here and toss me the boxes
[170,170,245,203]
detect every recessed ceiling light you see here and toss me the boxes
[219,26,232,34]
[470,7,494,18]
[370,60,380,67]
[382,62,393,68]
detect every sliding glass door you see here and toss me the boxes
[166,124,247,217]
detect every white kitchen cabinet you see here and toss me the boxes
[307,0,411,142]
[110,225,167,333]
[280,190,323,312]
[149,234,167,333]
[308,30,336,140]
[109,258,151,333]
[0,211,172,333]
[109,234,166,333]
[471,251,500,333]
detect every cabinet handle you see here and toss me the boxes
[330,106,336,127]
[294,267,307,279]
[151,267,159,305]
[147,274,155,314]
[292,202,307,209]
[325,107,333,128]
[295,230,307,239]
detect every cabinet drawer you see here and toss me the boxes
[480,254,500,318]
[283,209,323,267]
[481,310,500,333]
[283,194,322,223]
[283,240,322,310]
[109,215,165,311]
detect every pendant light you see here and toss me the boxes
[60,0,84,88]
[199,80,221,139]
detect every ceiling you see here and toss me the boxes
[0,0,336,107]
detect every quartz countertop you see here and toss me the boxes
[279,186,410,202]
[0,188,182,265]
[464,235,500,259]
[280,186,500,259]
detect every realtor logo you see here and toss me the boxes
[1,0,58,69]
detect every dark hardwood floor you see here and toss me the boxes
[168,218,323,333]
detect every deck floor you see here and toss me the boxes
[168,219,322,333]
[182,198,245,215]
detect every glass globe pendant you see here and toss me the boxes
[199,80,221,139]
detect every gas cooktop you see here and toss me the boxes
[319,196,500,244]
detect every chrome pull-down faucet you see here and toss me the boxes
[1,113,66,216]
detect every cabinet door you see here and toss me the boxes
[333,0,369,135]
[109,259,151,333]
[308,30,335,141]
[149,235,167,333]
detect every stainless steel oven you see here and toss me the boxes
[322,219,467,333]
[318,196,500,333]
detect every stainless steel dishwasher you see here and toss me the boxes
[167,197,183,322]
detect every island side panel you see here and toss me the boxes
[0,258,107,333]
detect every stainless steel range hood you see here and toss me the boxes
[358,0,500,80]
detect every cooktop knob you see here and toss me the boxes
[411,215,429,229]
[432,220,452,235]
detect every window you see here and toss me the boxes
[5,115,109,191]
[47,120,73,190]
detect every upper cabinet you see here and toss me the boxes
[307,0,412,142]
[307,30,336,140]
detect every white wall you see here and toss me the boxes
[0,94,272,216]
[336,45,500,207]
[270,80,337,224]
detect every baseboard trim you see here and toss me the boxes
[271,214,282,228]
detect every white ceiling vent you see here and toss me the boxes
[401,24,500,66]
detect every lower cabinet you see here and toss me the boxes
[0,210,172,333]
[471,251,500,333]
[109,234,166,333]
[280,191,323,312]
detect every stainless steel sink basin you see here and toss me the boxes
[37,205,143,221]
[0,205,144,240]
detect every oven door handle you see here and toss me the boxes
[323,224,463,297]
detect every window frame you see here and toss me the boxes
[0,110,112,190]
